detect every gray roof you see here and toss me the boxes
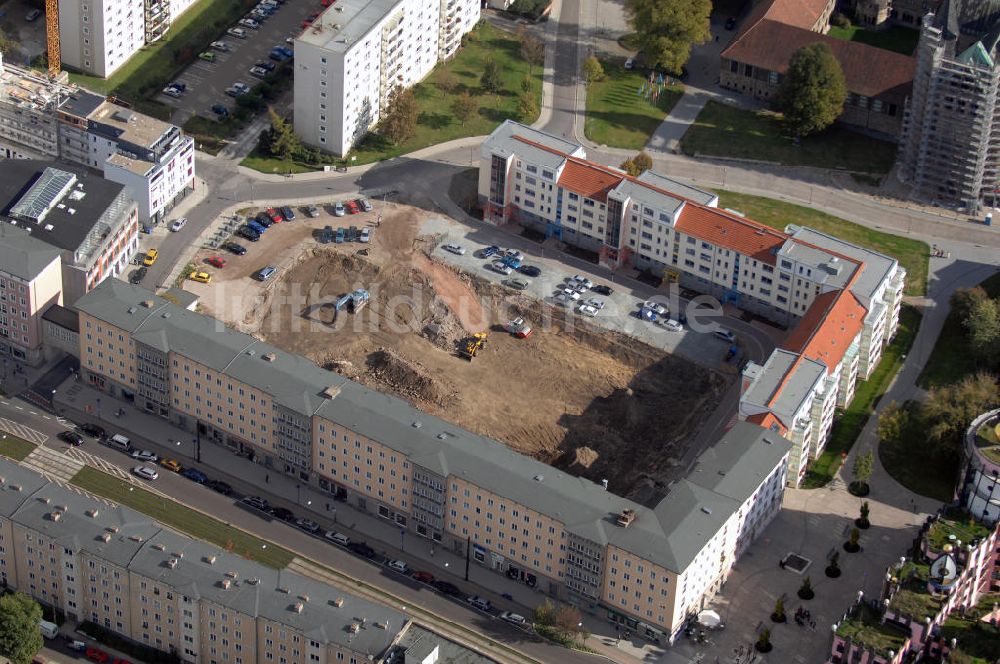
[686,421,793,504]
[0,160,129,255]
[776,238,854,291]
[298,0,403,52]
[787,226,900,307]
[0,458,406,653]
[59,89,106,119]
[397,625,495,664]
[75,280,790,574]
[41,304,80,332]
[611,178,686,218]
[483,120,586,170]
[741,350,826,424]
[0,223,62,281]
[635,171,718,206]
[161,287,200,310]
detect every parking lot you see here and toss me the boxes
[0,0,48,63]
[158,0,319,121]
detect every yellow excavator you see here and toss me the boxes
[460,332,488,360]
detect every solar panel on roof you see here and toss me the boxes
[9,167,77,223]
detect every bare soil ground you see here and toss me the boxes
[198,204,728,501]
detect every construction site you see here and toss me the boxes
[195,204,729,504]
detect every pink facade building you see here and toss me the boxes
[0,225,63,366]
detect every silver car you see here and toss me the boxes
[333,202,346,217]
[132,466,159,481]
[488,261,513,275]
[443,243,466,255]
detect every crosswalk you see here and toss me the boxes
[21,445,84,483]
[0,416,48,444]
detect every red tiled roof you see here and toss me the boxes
[783,287,867,371]
[674,205,787,263]
[747,412,788,434]
[748,0,833,30]
[556,159,623,203]
[721,19,915,102]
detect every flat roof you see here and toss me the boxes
[89,101,174,150]
[41,304,80,332]
[59,89,106,119]
[788,226,900,306]
[396,625,496,664]
[297,0,402,52]
[484,120,585,170]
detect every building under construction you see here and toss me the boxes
[899,0,1000,210]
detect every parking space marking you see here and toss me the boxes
[0,416,49,444]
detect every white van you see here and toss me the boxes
[39,620,59,639]
[109,433,131,451]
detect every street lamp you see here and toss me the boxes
[400,528,405,552]
[296,484,301,504]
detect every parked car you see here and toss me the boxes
[86,649,110,663]
[643,300,668,316]
[143,249,158,266]
[591,284,613,296]
[159,458,183,472]
[226,83,250,97]
[249,66,268,79]
[585,298,605,310]
[169,217,188,232]
[570,275,593,289]
[281,206,296,221]
[270,506,295,521]
[132,466,159,481]
[501,255,522,269]
[624,57,635,70]
[334,228,345,243]
[411,571,435,583]
[505,249,523,261]
[256,61,276,72]
[518,265,541,277]
[725,16,737,30]
[333,202,346,217]
[324,531,350,546]
[255,266,277,281]
[25,9,42,21]
[188,271,211,284]
[266,207,282,223]
[162,85,183,98]
[198,51,216,62]
[479,245,500,258]
[500,611,528,626]
[227,27,248,38]
[129,267,147,284]
[242,496,270,511]
[359,227,371,243]
[578,304,599,317]
[58,431,84,446]
[443,243,465,255]
[78,423,106,439]
[345,200,360,214]
[130,449,159,463]
[295,518,320,534]
[358,198,373,212]
[180,468,208,483]
[211,104,229,118]
[347,541,377,559]
[714,327,735,342]
[305,205,320,218]
[207,256,226,268]
[206,479,233,495]
[488,261,512,276]
[504,278,529,290]
[210,40,231,51]
[559,288,581,301]
[224,242,247,255]
[238,226,260,241]
[239,17,260,29]
[433,580,463,597]
[387,559,410,574]
[467,596,492,612]
[661,318,683,332]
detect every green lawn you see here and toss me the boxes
[240,153,330,175]
[66,0,253,102]
[71,467,294,568]
[681,101,898,173]
[584,58,683,149]
[0,435,36,461]
[714,191,929,296]
[927,508,991,550]
[827,25,920,56]
[343,22,541,166]
[919,272,1000,388]
[835,603,909,658]
[803,305,922,488]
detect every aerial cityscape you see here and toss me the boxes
[0,0,998,663]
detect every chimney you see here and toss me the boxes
[601,479,608,490]
[333,597,344,607]
[616,509,637,528]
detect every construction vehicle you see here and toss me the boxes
[505,318,532,339]
[333,289,370,314]
[460,332,488,360]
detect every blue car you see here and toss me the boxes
[501,255,522,269]
[248,220,267,234]
[335,228,346,243]
[181,468,208,484]
[480,245,500,258]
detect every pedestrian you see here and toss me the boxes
[265,473,269,484]
[715,35,719,42]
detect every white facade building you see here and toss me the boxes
[480,121,907,487]
[294,0,480,156]
[0,58,194,223]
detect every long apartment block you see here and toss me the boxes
[74,279,793,645]
[0,458,412,664]
[294,0,480,156]
[479,121,906,486]
[0,54,195,223]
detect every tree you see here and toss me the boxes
[620,151,653,176]
[379,87,418,144]
[777,42,847,137]
[950,286,988,322]
[0,26,20,59]
[266,107,300,163]
[0,593,43,664]
[451,91,477,126]
[755,628,772,653]
[518,28,545,75]
[826,552,841,578]
[625,0,711,74]
[770,597,786,622]
[844,527,861,553]
[533,599,556,626]
[552,604,583,637]
[876,401,910,446]
[436,70,459,94]
[481,58,503,94]
[857,501,871,529]
[797,576,815,600]
[517,89,539,123]
[963,296,1000,368]
[850,450,873,496]
[921,374,1000,462]
[582,55,605,83]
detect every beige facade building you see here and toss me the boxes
[0,458,409,663]
[0,225,64,366]
[74,279,793,644]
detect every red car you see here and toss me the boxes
[86,649,109,664]
[321,0,334,6]
[345,200,360,214]
[266,208,282,223]
[206,256,226,268]
[411,571,435,584]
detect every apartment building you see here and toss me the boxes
[961,408,1000,524]
[0,459,410,663]
[0,57,195,223]
[0,225,63,366]
[480,121,906,486]
[0,161,139,305]
[294,0,480,156]
[58,0,202,78]
[898,0,1000,209]
[74,279,793,644]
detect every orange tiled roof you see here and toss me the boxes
[556,159,624,203]
[747,412,788,434]
[749,0,833,31]
[675,205,787,264]
[783,288,867,371]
